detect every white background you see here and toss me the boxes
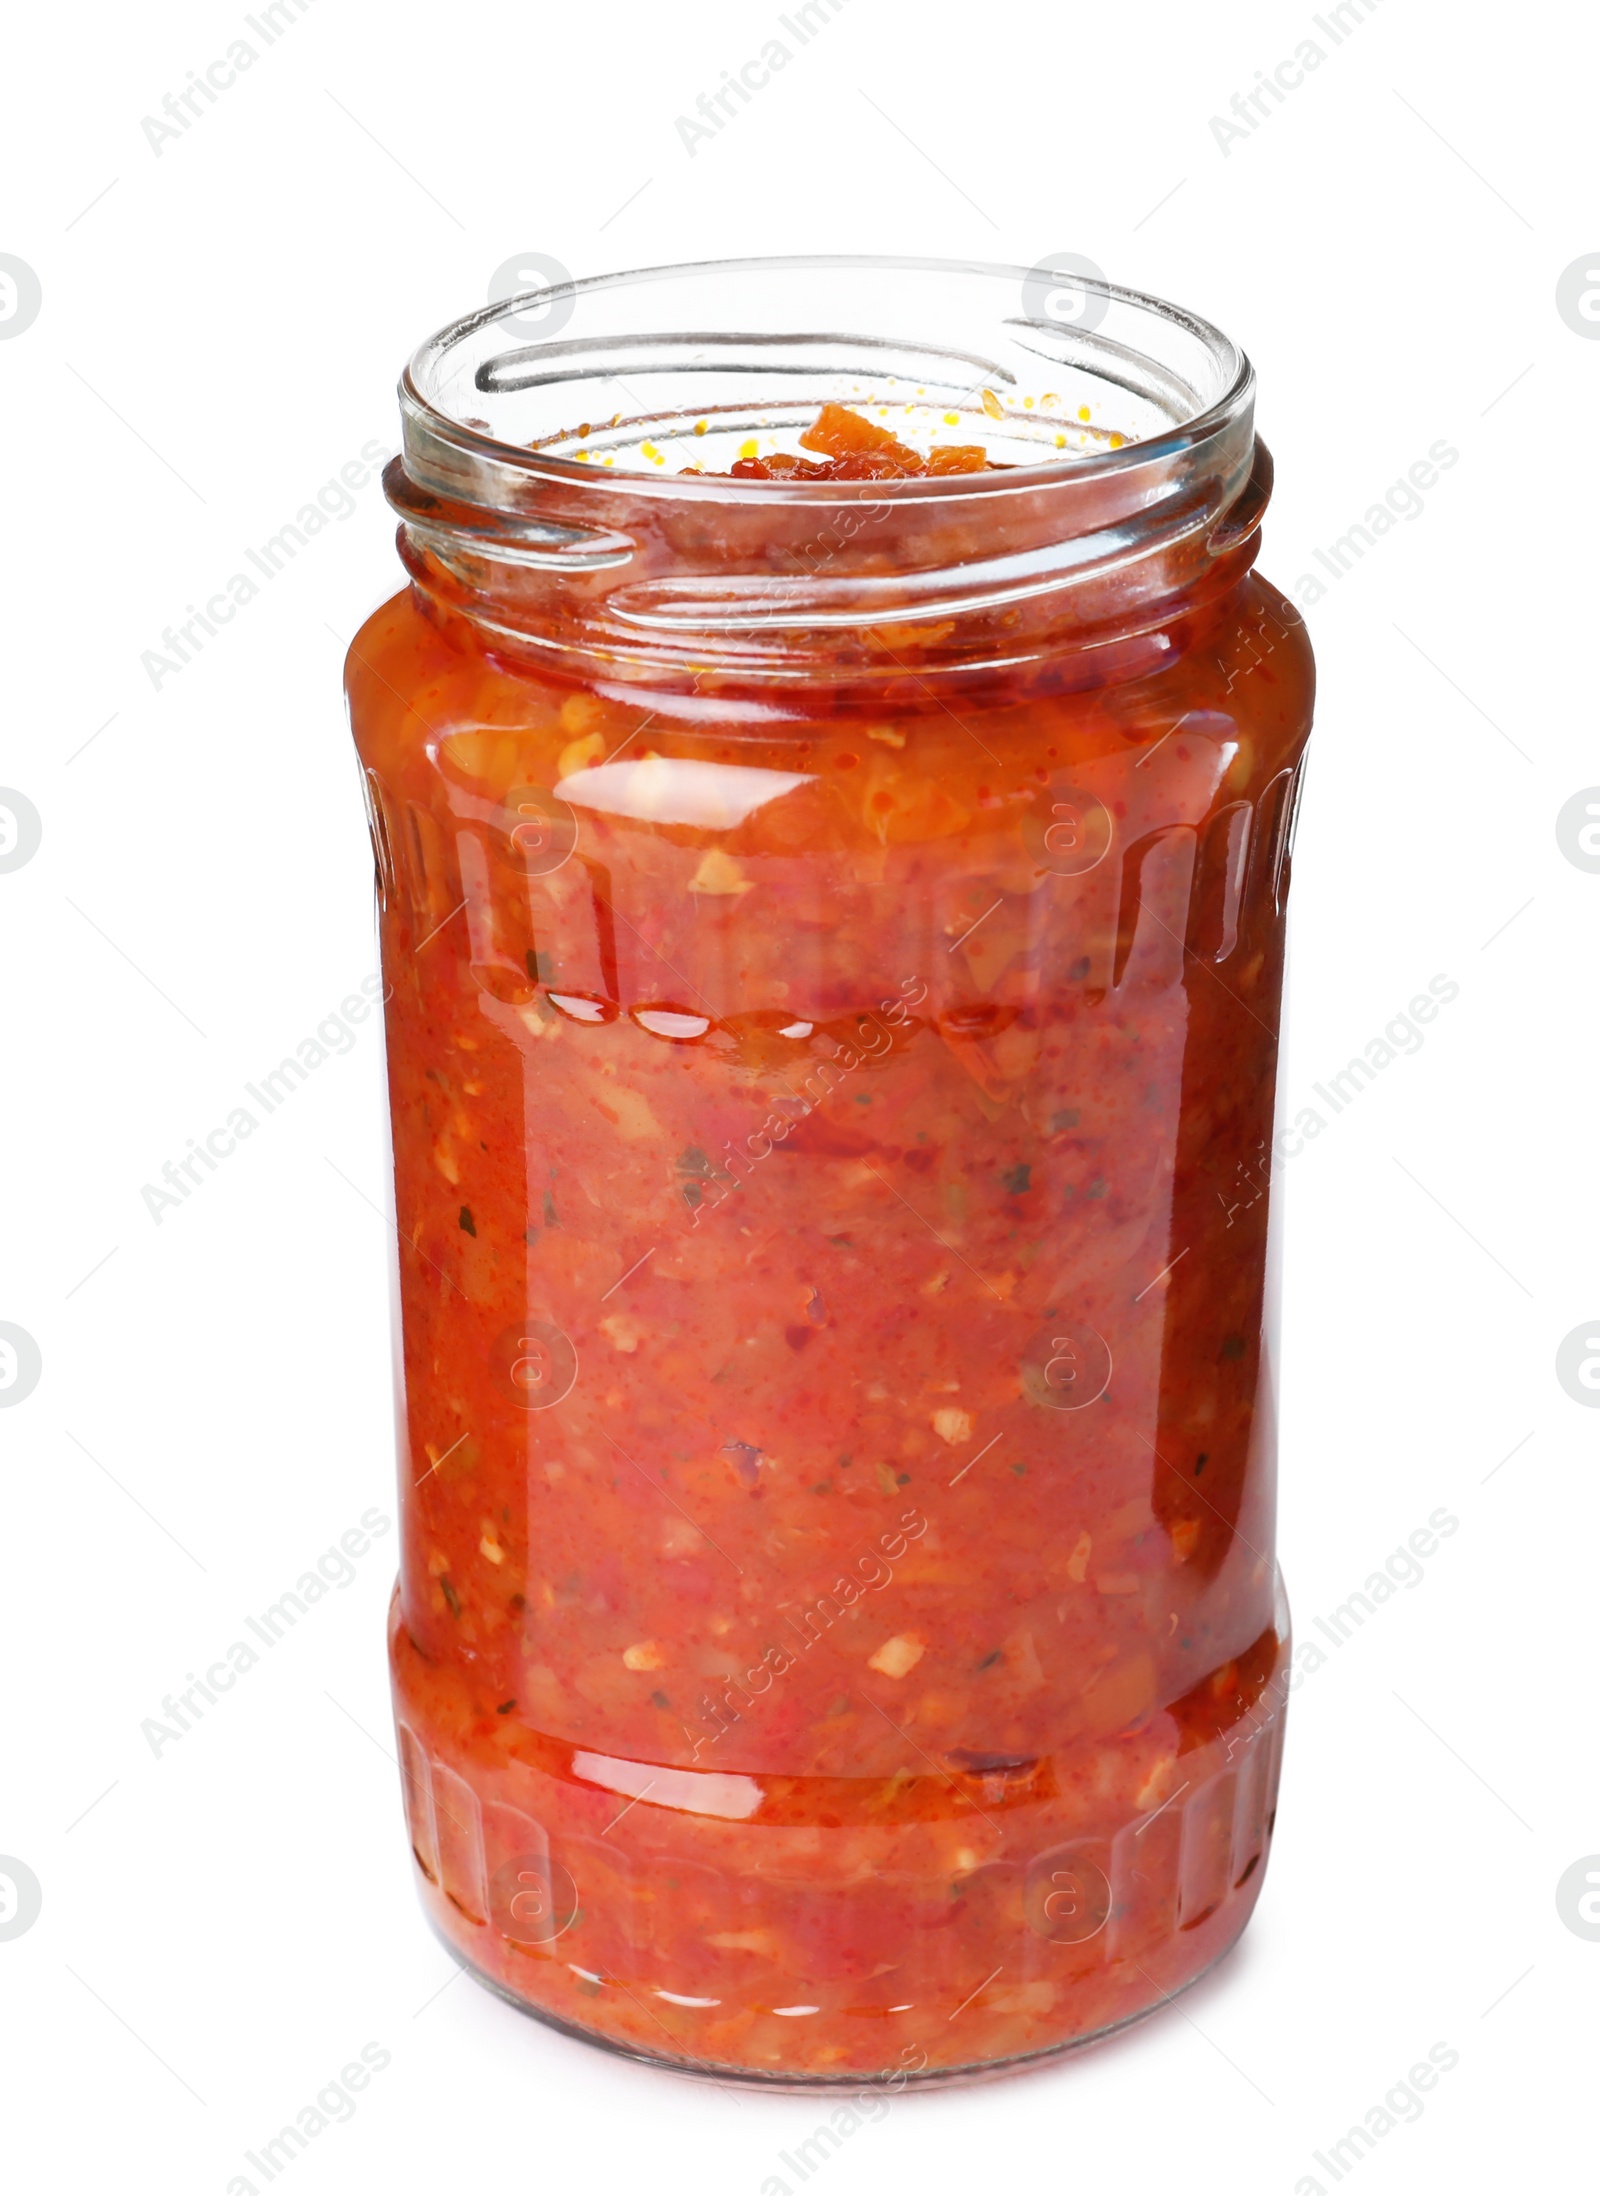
[1,0,1593,2188]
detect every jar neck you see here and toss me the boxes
[384,257,1269,704]
[390,442,1269,706]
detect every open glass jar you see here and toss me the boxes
[346,256,1313,2084]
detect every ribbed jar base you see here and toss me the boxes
[390,1588,1288,2084]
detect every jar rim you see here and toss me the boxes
[400,252,1253,505]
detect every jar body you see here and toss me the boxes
[349,553,1312,2080]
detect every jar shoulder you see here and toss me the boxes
[346,572,1314,821]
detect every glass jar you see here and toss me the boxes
[346,256,1313,2085]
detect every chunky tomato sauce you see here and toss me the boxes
[349,402,1313,2080]
[720,399,991,479]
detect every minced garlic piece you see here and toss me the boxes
[688,848,753,897]
[1134,1756,1177,1812]
[558,729,605,778]
[931,1407,973,1446]
[559,691,606,735]
[515,1001,560,1041]
[867,1633,925,1679]
[622,1641,664,1670]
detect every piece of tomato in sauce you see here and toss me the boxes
[724,401,990,480]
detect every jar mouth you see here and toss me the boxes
[400,254,1251,499]
[389,257,1263,687]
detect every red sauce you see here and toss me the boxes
[349,403,1314,2081]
